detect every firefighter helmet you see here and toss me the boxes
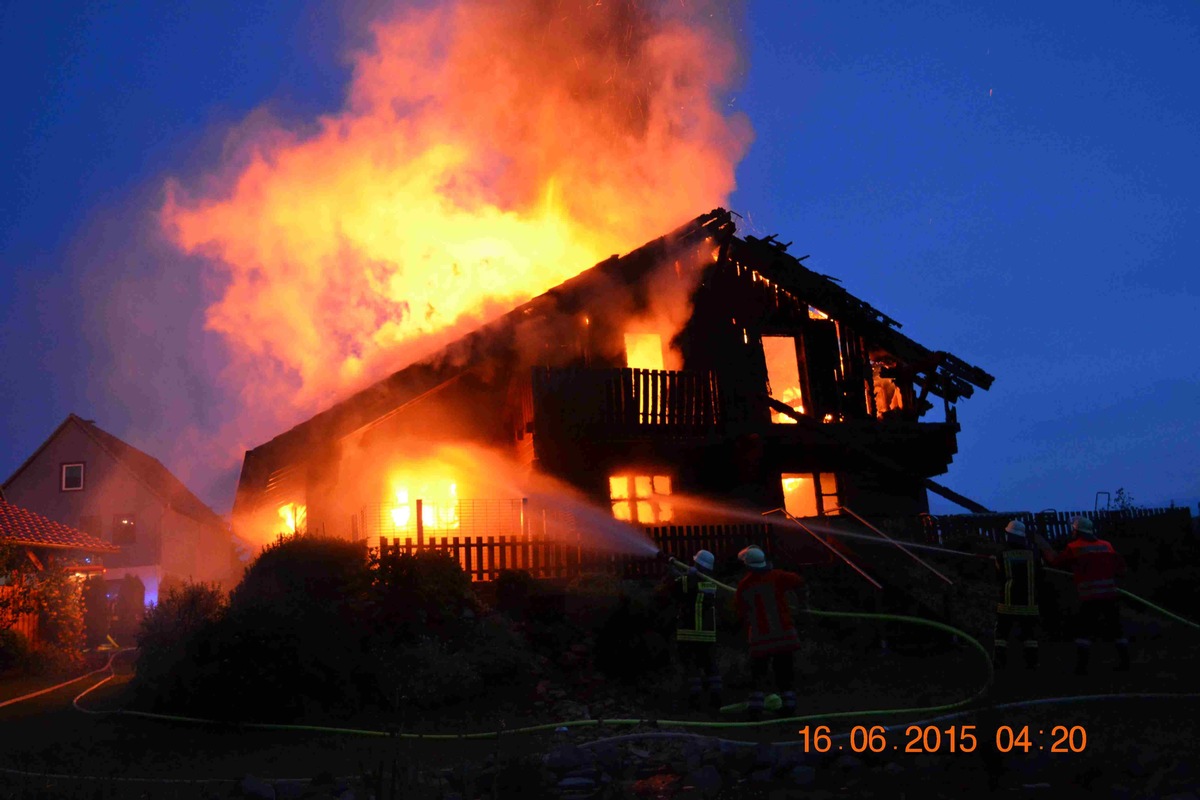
[1004,520,1027,538]
[738,545,767,570]
[693,549,715,572]
[1071,516,1096,539]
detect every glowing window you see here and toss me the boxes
[112,514,137,546]
[61,463,84,491]
[624,333,664,371]
[763,336,805,423]
[278,503,307,536]
[609,474,673,524]
[872,363,905,417]
[781,473,840,518]
[808,307,830,320]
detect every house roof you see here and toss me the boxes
[0,499,119,552]
[2,415,229,532]
[233,208,994,510]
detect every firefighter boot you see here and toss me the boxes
[747,691,764,722]
[706,675,723,713]
[1116,640,1131,672]
[992,641,1008,669]
[1073,642,1091,676]
[1023,641,1039,670]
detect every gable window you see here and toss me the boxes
[61,463,84,491]
[113,514,136,546]
[762,336,805,423]
[609,474,674,524]
[781,473,840,518]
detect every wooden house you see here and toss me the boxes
[231,209,993,557]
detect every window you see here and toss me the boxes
[624,333,664,371]
[112,515,136,546]
[781,473,840,518]
[609,474,674,524]
[61,463,84,491]
[762,336,804,423]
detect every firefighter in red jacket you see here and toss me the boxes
[1036,516,1130,674]
[734,545,804,719]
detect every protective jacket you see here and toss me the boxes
[995,546,1042,615]
[1046,537,1127,600]
[675,570,718,643]
[734,569,804,657]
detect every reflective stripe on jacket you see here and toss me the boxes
[1046,538,1126,600]
[996,548,1040,615]
[676,573,718,643]
[734,569,804,657]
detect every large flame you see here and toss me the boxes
[162,0,751,416]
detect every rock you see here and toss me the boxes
[273,780,307,800]
[831,754,864,771]
[1127,747,1159,778]
[750,768,773,783]
[882,762,903,775]
[1160,794,1199,800]
[789,765,816,787]
[545,744,591,773]
[684,765,722,797]
[557,776,597,791]
[239,776,276,800]
[563,767,600,781]
[1108,785,1133,800]
[590,742,622,772]
[754,743,778,768]
[335,791,355,800]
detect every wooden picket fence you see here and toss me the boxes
[376,522,776,582]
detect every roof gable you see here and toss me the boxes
[3,415,228,532]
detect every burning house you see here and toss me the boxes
[232,209,993,558]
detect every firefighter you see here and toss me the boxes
[1035,517,1130,674]
[992,520,1042,669]
[734,545,804,719]
[670,549,723,711]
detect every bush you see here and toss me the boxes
[135,582,227,701]
[82,576,109,648]
[594,586,673,682]
[373,550,477,640]
[0,628,31,672]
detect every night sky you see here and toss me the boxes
[2,1,1197,516]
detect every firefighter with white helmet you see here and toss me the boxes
[1036,516,1130,674]
[734,544,804,719]
[667,549,722,711]
[992,519,1043,669]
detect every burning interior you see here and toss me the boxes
[232,209,993,570]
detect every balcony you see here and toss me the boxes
[531,366,723,440]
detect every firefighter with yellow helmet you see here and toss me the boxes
[993,519,1043,669]
[669,549,723,711]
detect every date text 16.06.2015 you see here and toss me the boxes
[797,725,1087,754]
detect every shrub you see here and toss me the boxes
[373,550,477,640]
[594,587,673,682]
[0,628,31,672]
[135,582,227,701]
[82,575,110,648]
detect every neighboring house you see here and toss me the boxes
[232,208,994,548]
[0,497,118,642]
[2,415,236,604]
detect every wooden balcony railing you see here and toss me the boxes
[532,366,723,438]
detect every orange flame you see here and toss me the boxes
[162,1,751,416]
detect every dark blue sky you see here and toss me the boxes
[2,1,1197,516]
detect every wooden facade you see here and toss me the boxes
[232,209,994,553]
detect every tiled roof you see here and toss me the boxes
[0,499,119,552]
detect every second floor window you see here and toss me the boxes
[61,463,84,491]
[762,336,805,423]
[781,472,840,518]
[113,515,137,545]
[609,474,674,524]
